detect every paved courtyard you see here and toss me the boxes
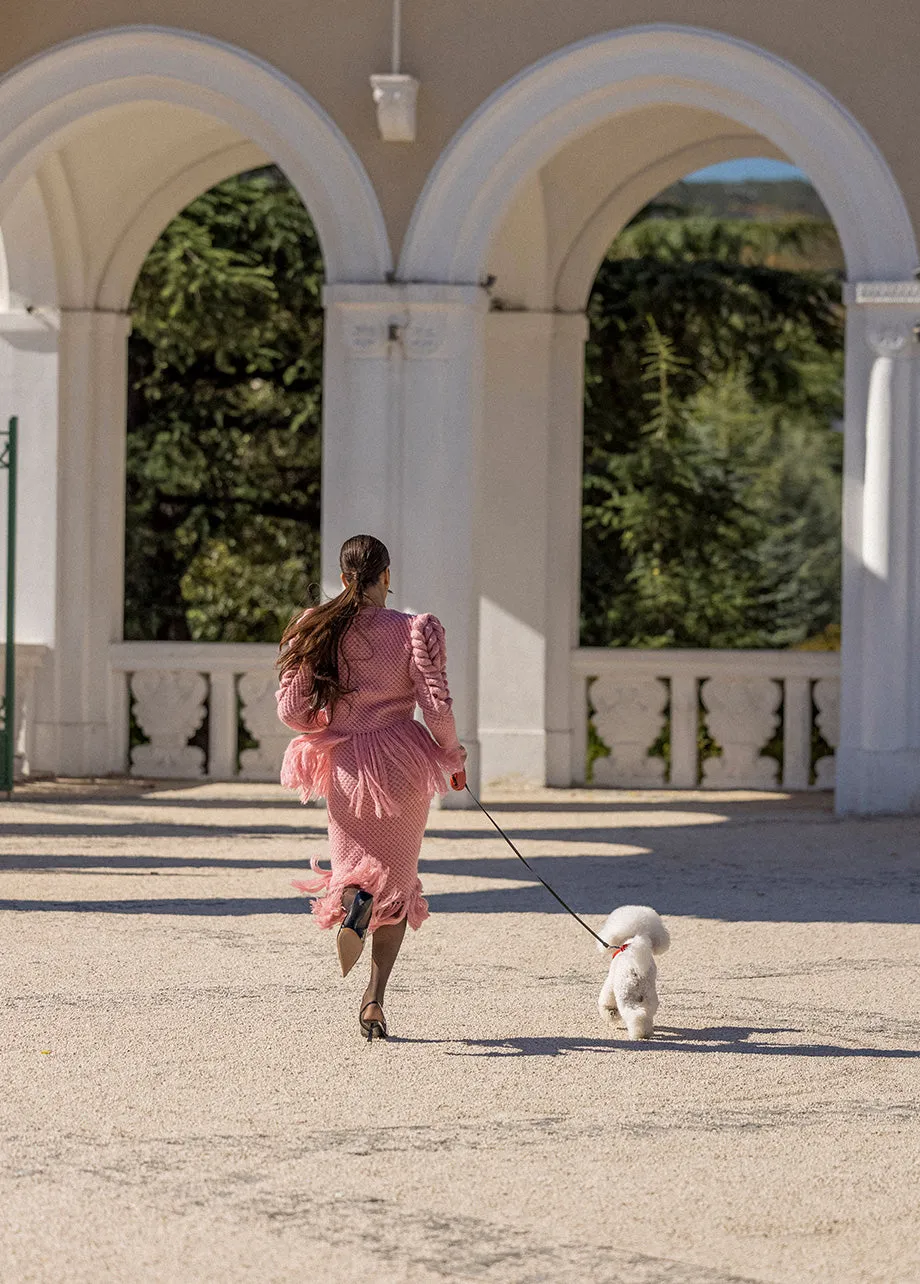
[1,781,918,1284]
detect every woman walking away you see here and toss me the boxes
[276,534,467,1041]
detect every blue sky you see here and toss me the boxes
[685,158,807,183]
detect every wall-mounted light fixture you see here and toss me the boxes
[371,0,419,142]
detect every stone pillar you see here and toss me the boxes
[477,310,588,788]
[399,286,489,804]
[41,309,131,775]
[837,283,920,813]
[321,286,405,597]
[545,313,590,786]
[0,312,59,651]
[322,283,489,801]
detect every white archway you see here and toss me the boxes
[0,27,391,288]
[401,25,916,283]
[395,25,920,812]
[0,28,392,777]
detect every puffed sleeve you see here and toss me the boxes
[276,662,323,733]
[409,613,464,764]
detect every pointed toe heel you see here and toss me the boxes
[335,889,374,977]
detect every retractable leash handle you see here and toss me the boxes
[453,780,611,951]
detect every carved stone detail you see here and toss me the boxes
[851,282,920,306]
[238,672,293,780]
[130,670,206,778]
[867,325,912,357]
[813,677,840,790]
[591,675,667,787]
[340,316,391,358]
[700,677,781,788]
[404,312,449,359]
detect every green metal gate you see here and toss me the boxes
[1,416,18,796]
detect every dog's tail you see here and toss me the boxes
[597,905,670,955]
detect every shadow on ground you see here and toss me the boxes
[1,790,918,924]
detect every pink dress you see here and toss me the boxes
[276,607,464,932]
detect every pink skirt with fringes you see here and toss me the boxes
[286,719,451,932]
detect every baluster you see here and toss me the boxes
[130,670,206,778]
[782,676,811,790]
[591,674,667,787]
[701,677,781,789]
[813,678,840,789]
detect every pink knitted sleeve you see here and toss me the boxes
[410,613,463,762]
[276,663,322,733]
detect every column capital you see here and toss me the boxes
[844,282,920,358]
[843,281,920,306]
[323,282,489,360]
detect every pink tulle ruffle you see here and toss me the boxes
[280,718,461,817]
[292,851,429,932]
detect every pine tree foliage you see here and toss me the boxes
[582,213,843,648]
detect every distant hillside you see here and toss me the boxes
[655,178,831,221]
[637,179,843,271]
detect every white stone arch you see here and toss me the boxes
[401,25,916,284]
[0,27,391,290]
[0,28,392,777]
[553,132,789,312]
[397,25,920,813]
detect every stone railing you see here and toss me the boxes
[571,649,840,790]
[109,642,288,781]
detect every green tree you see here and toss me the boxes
[582,213,843,648]
[126,167,324,642]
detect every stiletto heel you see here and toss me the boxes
[336,889,374,977]
[359,1000,387,1041]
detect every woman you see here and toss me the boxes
[276,534,466,1040]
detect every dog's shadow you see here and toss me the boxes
[390,1024,920,1060]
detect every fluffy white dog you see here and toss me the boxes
[597,905,670,1040]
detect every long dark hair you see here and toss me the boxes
[277,535,390,717]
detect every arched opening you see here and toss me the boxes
[0,29,388,777]
[125,165,323,646]
[401,27,917,810]
[579,156,844,785]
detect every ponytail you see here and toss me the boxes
[277,535,389,718]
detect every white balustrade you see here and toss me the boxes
[572,648,840,790]
[110,642,282,781]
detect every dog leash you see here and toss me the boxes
[461,783,612,950]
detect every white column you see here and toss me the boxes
[837,283,920,814]
[0,312,59,651]
[399,286,489,804]
[476,311,588,789]
[545,313,589,785]
[321,286,404,598]
[40,309,131,775]
[321,283,489,802]
[478,311,552,787]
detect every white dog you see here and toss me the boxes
[597,905,670,1040]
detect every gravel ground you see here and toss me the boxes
[1,781,918,1284]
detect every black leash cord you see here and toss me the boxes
[463,784,611,950]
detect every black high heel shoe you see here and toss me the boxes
[359,1000,387,1042]
[336,889,374,977]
